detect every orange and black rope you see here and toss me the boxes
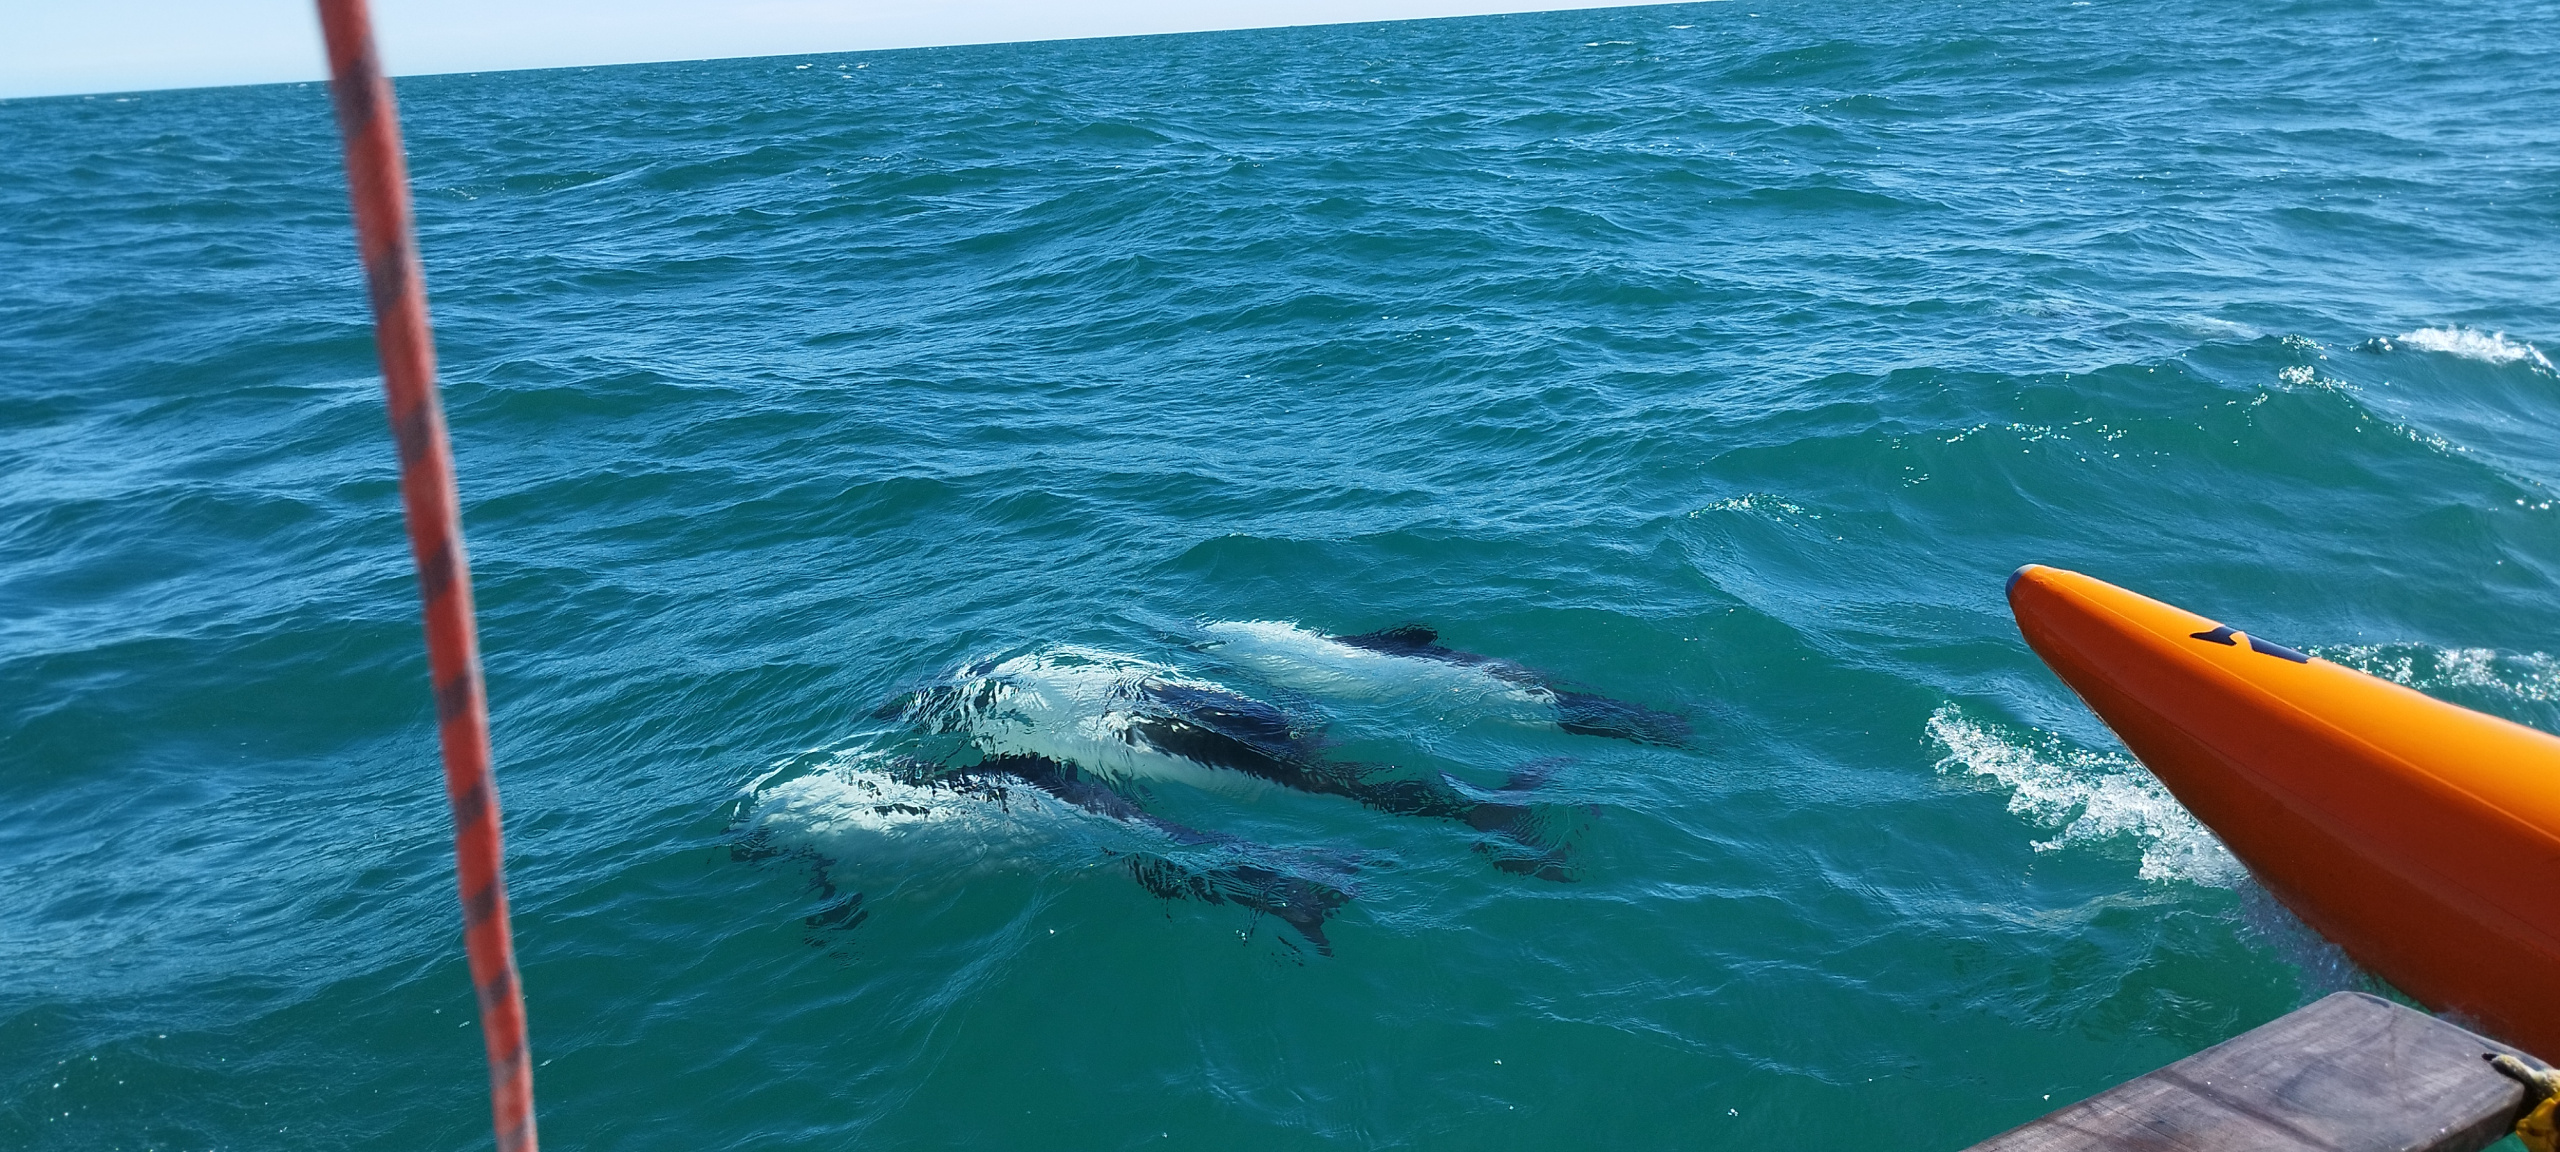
[316,4,537,1148]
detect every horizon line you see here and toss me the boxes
[2,0,1699,102]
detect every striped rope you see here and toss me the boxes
[313,3,537,1148]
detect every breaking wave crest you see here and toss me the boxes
[2394,326,2555,371]
[1925,704,2242,886]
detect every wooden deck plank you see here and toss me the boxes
[1961,992,2544,1152]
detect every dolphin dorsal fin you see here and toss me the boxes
[1341,623,1438,652]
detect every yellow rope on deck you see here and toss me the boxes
[2489,1053,2560,1152]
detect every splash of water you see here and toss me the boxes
[2395,326,2555,371]
[1925,704,2243,886]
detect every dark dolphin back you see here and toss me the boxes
[972,752,1148,821]
[1336,624,1692,747]
[1139,682,1299,748]
[1337,623,1544,689]
[1337,623,1446,656]
[1130,681,1320,783]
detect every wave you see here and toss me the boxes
[2392,326,2554,371]
[2231,880,2392,1001]
[2317,642,2560,705]
[1924,704,2242,886]
[1926,704,2413,1000]
[1692,493,1820,525]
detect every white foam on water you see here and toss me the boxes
[1692,493,1817,523]
[1925,704,2243,886]
[2180,314,2263,340]
[1196,620,1560,724]
[2273,363,2351,392]
[2318,642,2560,704]
[2396,326,2555,371]
[1926,710,2401,996]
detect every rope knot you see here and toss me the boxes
[2488,1053,2560,1152]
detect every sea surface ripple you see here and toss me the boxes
[3,0,2557,1147]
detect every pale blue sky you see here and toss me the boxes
[5,0,1656,100]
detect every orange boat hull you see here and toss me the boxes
[2008,565,2560,1057]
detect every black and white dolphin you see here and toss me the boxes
[752,644,1586,955]
[876,646,1568,867]
[1197,621,1692,746]
[739,748,1357,953]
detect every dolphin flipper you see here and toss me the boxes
[1123,853,1349,955]
[1310,760,1582,882]
[988,752,1355,951]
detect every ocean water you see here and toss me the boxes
[4,0,2558,1147]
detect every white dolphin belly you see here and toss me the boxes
[1199,620,1561,722]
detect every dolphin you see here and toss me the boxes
[877,647,1576,878]
[740,749,1355,953]
[969,751,1354,952]
[746,644,1583,956]
[1197,621,1692,747]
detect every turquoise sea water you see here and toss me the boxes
[5,1,2559,1147]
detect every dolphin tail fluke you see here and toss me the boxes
[1232,866,1346,955]
[1464,810,1582,883]
[1454,767,1591,883]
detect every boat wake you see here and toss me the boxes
[1925,704,2413,1002]
[1924,704,2241,887]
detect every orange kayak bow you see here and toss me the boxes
[2008,565,2560,1056]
